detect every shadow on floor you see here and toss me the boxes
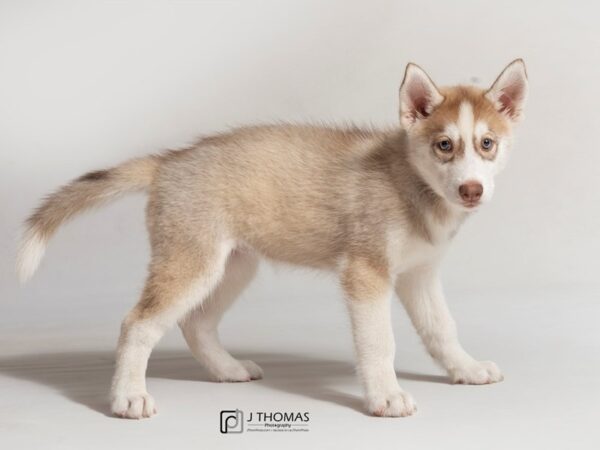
[0,349,448,417]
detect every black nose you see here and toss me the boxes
[458,181,483,203]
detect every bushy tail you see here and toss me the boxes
[16,155,160,282]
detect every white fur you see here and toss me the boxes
[443,123,460,142]
[450,101,495,204]
[474,120,489,138]
[345,287,416,417]
[16,229,47,282]
[396,265,503,384]
[110,239,235,419]
[457,101,475,141]
[409,100,507,210]
[179,251,263,382]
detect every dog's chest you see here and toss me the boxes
[386,215,462,275]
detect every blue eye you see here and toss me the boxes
[437,139,452,152]
[481,137,494,150]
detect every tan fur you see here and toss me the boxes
[21,121,473,314]
[341,256,390,302]
[23,122,458,320]
[141,124,446,270]
[421,86,510,144]
[25,156,160,241]
[433,87,508,129]
[22,88,511,276]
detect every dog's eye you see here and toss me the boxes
[437,139,453,152]
[481,137,494,150]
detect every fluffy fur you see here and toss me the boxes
[18,60,528,419]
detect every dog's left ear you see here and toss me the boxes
[399,63,444,129]
[486,59,528,122]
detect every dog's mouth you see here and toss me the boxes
[460,200,481,209]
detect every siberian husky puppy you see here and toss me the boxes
[18,60,528,419]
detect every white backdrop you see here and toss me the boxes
[0,2,599,449]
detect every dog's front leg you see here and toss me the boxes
[395,265,503,384]
[341,258,417,417]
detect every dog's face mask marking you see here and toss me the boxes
[399,60,528,211]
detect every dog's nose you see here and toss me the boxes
[458,181,483,203]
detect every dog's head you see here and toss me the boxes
[399,60,528,211]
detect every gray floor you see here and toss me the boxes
[1,277,598,449]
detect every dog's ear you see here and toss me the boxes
[486,59,528,122]
[399,63,444,129]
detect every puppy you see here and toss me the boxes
[17,60,528,419]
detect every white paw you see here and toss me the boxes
[450,360,503,385]
[367,390,417,417]
[111,391,157,419]
[240,359,264,380]
[211,359,263,382]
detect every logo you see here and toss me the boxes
[220,409,310,434]
[220,409,244,434]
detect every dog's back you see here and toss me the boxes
[151,124,404,268]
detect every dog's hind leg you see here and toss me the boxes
[110,237,233,419]
[179,250,262,382]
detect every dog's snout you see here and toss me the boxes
[458,181,483,203]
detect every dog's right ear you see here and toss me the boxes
[399,63,444,129]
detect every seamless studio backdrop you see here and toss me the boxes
[0,1,598,449]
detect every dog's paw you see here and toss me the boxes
[111,391,157,419]
[240,359,264,380]
[211,359,263,382]
[367,390,417,417]
[450,360,503,385]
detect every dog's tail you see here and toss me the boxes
[16,155,161,282]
